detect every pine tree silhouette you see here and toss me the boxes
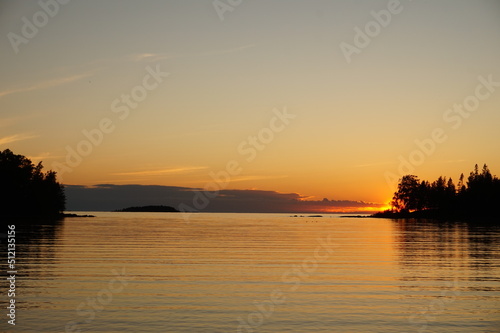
[0,149,65,217]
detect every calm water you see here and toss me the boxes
[2,213,499,332]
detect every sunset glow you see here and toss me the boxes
[1,2,500,332]
[1,1,499,212]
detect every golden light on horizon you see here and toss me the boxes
[1,1,499,213]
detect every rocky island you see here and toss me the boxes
[115,205,180,212]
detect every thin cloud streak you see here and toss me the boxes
[112,166,208,176]
[0,133,38,146]
[27,152,64,162]
[125,44,256,64]
[0,72,93,99]
[125,53,174,62]
[228,175,289,183]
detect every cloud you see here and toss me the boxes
[0,72,93,99]
[124,44,256,63]
[228,175,289,183]
[0,133,38,146]
[112,166,208,176]
[125,53,173,62]
[27,152,64,162]
[65,184,385,213]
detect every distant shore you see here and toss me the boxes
[114,205,180,213]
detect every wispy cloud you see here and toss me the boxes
[0,72,93,99]
[125,53,174,62]
[229,175,289,183]
[91,178,150,184]
[0,133,38,146]
[27,152,64,162]
[112,166,208,177]
[125,44,256,63]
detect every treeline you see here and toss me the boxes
[387,164,500,219]
[0,149,65,217]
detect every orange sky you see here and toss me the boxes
[1,1,500,211]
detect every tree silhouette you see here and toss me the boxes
[391,175,420,213]
[388,164,500,219]
[0,149,65,217]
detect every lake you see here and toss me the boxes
[3,213,499,332]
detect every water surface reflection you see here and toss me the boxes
[3,214,498,332]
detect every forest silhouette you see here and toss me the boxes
[0,149,65,218]
[376,164,500,220]
[2,148,499,221]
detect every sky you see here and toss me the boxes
[1,0,500,212]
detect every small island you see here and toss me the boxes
[115,205,180,212]
[61,213,95,218]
